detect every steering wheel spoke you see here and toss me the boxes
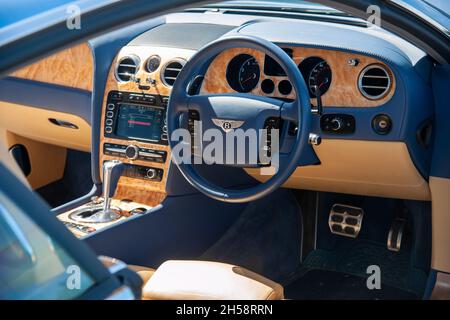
[280,101,298,122]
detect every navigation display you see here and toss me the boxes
[115,104,164,142]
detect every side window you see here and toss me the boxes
[0,192,94,299]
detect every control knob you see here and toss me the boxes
[125,145,139,160]
[146,168,157,179]
[330,118,343,131]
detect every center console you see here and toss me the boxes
[57,91,172,237]
[100,90,171,206]
[57,45,195,238]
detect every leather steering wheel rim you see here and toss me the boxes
[167,35,312,203]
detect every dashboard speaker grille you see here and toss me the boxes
[115,56,139,82]
[162,60,185,86]
[358,65,391,100]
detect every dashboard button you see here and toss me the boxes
[107,103,115,110]
[106,111,114,118]
[105,119,113,126]
[330,118,343,131]
[320,114,355,134]
[372,114,392,135]
[105,126,112,133]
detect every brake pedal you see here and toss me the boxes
[387,218,406,252]
[328,204,364,238]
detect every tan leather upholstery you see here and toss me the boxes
[142,260,284,300]
[128,264,156,284]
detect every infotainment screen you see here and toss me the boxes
[115,104,164,142]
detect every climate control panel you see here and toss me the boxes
[103,143,167,163]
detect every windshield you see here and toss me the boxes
[206,0,349,15]
[421,0,449,15]
[207,0,449,35]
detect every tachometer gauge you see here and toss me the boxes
[238,57,260,93]
[299,57,332,97]
[226,54,260,93]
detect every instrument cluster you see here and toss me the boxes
[225,49,332,98]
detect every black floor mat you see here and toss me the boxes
[300,240,428,297]
[201,189,303,283]
[286,269,418,300]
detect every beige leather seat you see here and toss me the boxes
[140,260,284,300]
[128,264,156,284]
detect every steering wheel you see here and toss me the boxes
[167,35,312,203]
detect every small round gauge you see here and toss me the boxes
[146,55,161,73]
[226,54,260,93]
[299,57,332,97]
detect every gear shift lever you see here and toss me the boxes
[69,160,125,223]
[99,160,125,221]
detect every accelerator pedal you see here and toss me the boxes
[328,204,364,238]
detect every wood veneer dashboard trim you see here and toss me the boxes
[10,43,93,91]
[200,46,395,107]
[100,46,195,206]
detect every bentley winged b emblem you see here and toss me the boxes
[212,119,245,133]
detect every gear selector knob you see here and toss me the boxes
[102,160,125,212]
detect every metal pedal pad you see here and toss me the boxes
[328,204,364,238]
[387,218,406,252]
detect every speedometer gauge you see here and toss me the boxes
[226,54,260,93]
[238,57,260,93]
[299,57,332,97]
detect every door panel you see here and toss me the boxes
[0,43,93,189]
[0,129,66,189]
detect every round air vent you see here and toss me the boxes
[161,59,186,87]
[115,56,140,82]
[358,64,392,100]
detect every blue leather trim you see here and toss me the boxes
[0,76,92,124]
[422,269,437,300]
[430,65,450,179]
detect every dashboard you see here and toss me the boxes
[94,15,433,204]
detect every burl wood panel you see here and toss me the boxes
[10,43,93,91]
[99,46,195,206]
[200,47,395,107]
